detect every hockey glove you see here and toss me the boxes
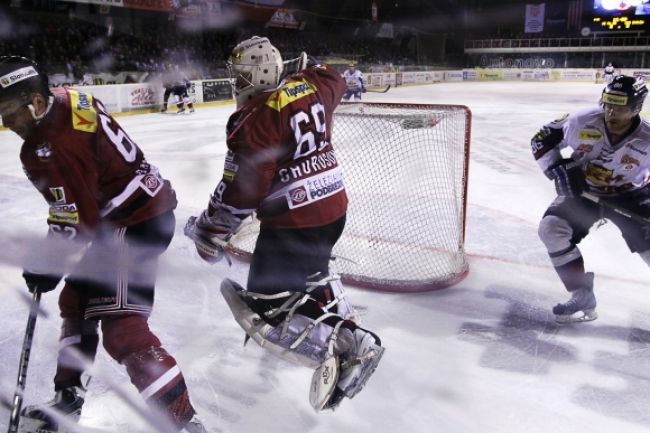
[22,270,62,293]
[184,207,243,264]
[545,158,587,197]
[361,86,367,93]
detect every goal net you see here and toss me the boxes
[228,102,471,292]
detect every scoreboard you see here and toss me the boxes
[593,0,650,30]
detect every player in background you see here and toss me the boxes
[171,74,195,114]
[341,62,366,102]
[0,56,206,433]
[603,62,616,85]
[161,65,195,114]
[531,75,650,324]
[184,36,384,412]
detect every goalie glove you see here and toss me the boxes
[184,207,243,265]
[545,158,587,198]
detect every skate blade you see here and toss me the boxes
[555,309,598,324]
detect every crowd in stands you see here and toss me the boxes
[0,6,417,84]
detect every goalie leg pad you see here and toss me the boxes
[221,279,345,368]
[307,273,359,323]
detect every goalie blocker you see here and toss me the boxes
[220,276,384,412]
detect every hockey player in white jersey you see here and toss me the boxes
[603,62,616,85]
[531,75,650,323]
[341,63,366,102]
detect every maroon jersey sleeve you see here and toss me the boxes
[20,87,176,245]
[213,65,347,229]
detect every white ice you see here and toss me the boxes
[1,81,649,433]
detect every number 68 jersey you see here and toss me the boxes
[20,87,177,242]
[216,64,348,229]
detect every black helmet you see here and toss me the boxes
[0,56,50,105]
[601,74,648,111]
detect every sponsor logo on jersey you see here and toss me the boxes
[285,167,344,209]
[288,186,309,207]
[48,204,79,224]
[620,154,640,171]
[49,187,66,204]
[573,143,594,159]
[585,163,614,186]
[36,142,52,160]
[266,79,317,111]
[224,161,239,173]
[576,144,594,153]
[629,144,648,156]
[69,90,97,133]
[51,203,78,213]
[223,161,239,182]
[0,66,38,88]
[579,131,602,141]
[140,173,162,195]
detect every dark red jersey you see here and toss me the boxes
[216,64,347,229]
[20,87,177,242]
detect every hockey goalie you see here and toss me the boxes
[184,35,385,411]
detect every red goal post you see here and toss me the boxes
[228,102,471,292]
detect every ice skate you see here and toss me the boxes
[552,272,598,323]
[184,415,208,433]
[19,386,85,433]
[311,327,385,411]
[177,108,185,114]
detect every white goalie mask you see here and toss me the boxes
[227,36,283,107]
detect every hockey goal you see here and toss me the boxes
[228,102,471,292]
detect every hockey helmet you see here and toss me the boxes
[226,36,283,106]
[0,56,49,105]
[601,74,648,112]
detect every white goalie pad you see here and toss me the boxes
[309,355,340,411]
[307,273,359,324]
[221,279,344,368]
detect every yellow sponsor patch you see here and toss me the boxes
[48,211,79,224]
[69,89,97,133]
[223,171,235,182]
[602,93,628,106]
[585,162,613,186]
[266,79,317,111]
[579,130,602,140]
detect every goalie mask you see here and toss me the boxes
[227,36,283,107]
[601,75,648,114]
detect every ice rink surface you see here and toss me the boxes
[1,80,649,433]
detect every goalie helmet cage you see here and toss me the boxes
[228,102,471,292]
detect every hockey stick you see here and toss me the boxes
[365,85,391,93]
[7,290,42,433]
[581,192,650,226]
